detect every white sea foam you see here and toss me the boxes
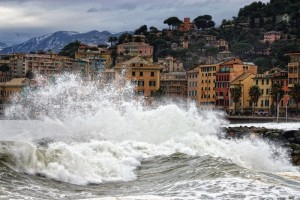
[0,73,299,185]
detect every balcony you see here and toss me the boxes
[216,96,224,99]
[288,62,299,67]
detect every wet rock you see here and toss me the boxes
[282,130,300,139]
[224,126,300,165]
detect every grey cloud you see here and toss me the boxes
[87,8,100,13]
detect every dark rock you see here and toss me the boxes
[290,143,300,152]
[282,130,300,139]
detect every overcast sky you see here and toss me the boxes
[0,0,269,44]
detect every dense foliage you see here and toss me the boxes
[58,41,81,58]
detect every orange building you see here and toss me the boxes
[215,59,257,110]
[178,18,195,32]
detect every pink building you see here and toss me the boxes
[117,42,153,57]
[263,31,282,43]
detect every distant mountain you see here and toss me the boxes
[0,42,9,51]
[0,30,122,54]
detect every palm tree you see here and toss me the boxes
[249,85,262,115]
[270,83,284,116]
[270,83,284,106]
[290,83,300,109]
[230,86,242,114]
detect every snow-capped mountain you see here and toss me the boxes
[0,30,121,54]
[0,42,9,51]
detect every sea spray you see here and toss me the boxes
[0,73,298,186]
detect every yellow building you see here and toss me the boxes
[114,56,161,97]
[198,64,220,108]
[75,44,112,69]
[229,73,255,113]
[253,73,272,112]
[0,78,29,103]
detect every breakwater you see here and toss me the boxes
[223,126,300,165]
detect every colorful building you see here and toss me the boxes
[157,56,185,72]
[117,42,153,58]
[198,64,219,108]
[114,56,161,97]
[287,53,300,86]
[187,67,199,104]
[178,18,195,32]
[215,59,257,111]
[160,72,187,97]
[263,31,282,43]
[229,73,256,113]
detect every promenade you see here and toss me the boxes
[227,115,300,123]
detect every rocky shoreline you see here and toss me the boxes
[223,126,300,165]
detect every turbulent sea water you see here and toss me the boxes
[0,74,300,199]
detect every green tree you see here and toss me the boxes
[134,25,148,35]
[149,26,158,33]
[108,36,118,47]
[249,85,262,115]
[194,15,215,30]
[163,17,183,30]
[270,83,284,107]
[58,41,81,58]
[230,86,242,114]
[290,83,300,109]
[231,42,253,57]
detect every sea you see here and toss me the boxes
[0,73,300,200]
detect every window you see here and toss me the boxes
[138,80,144,86]
[262,80,264,85]
[150,72,154,77]
[140,71,143,76]
[261,89,264,95]
[149,81,156,86]
[256,80,258,85]
[138,90,144,95]
[265,100,269,106]
[132,71,136,76]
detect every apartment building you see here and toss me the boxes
[114,56,161,97]
[272,70,289,109]
[215,59,257,110]
[117,42,153,58]
[263,31,282,43]
[229,73,256,113]
[287,53,300,86]
[160,72,187,97]
[0,78,30,102]
[9,53,70,78]
[253,72,272,112]
[187,67,199,104]
[198,64,219,108]
[157,56,184,72]
[75,44,111,69]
